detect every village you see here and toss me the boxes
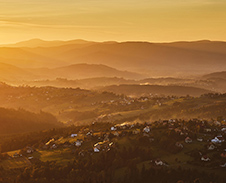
[2,117,226,173]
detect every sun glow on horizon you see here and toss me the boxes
[0,0,226,44]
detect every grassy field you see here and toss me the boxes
[36,148,75,165]
[0,156,31,170]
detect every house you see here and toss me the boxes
[26,147,34,154]
[201,155,210,162]
[109,142,114,147]
[143,126,151,133]
[155,159,164,166]
[75,139,82,147]
[111,126,117,131]
[175,142,183,148]
[207,143,216,150]
[71,134,77,138]
[93,142,102,152]
[221,152,226,158]
[220,162,226,167]
[45,138,55,146]
[85,131,92,137]
[221,128,226,132]
[197,137,203,142]
[116,122,129,130]
[211,135,225,144]
[51,144,57,149]
[93,147,100,153]
[93,141,110,152]
[185,137,192,143]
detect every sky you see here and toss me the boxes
[0,0,226,44]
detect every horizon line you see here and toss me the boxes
[1,38,225,46]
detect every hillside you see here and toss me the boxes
[25,63,144,80]
[99,84,212,97]
[53,64,144,79]
[0,62,36,81]
[0,84,121,123]
[161,40,226,55]
[0,108,61,135]
[202,71,226,79]
[0,62,144,83]
[0,47,66,68]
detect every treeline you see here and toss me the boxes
[10,148,220,183]
[0,108,62,135]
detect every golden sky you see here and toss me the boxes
[0,0,226,43]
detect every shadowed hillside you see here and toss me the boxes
[0,108,61,134]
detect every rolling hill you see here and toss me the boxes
[202,71,226,80]
[99,84,212,97]
[26,63,144,80]
[0,62,36,81]
[0,47,66,68]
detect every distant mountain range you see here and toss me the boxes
[1,39,226,77]
[2,38,95,48]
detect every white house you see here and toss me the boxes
[220,162,226,168]
[111,126,117,131]
[143,126,151,133]
[201,156,210,162]
[51,144,57,149]
[197,137,203,142]
[71,134,77,138]
[155,159,164,166]
[26,147,34,154]
[185,137,192,143]
[211,135,225,144]
[75,140,82,147]
[94,147,100,153]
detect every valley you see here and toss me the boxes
[1,39,226,183]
